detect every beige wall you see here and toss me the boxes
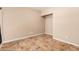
[2,7,45,43]
[53,7,79,45]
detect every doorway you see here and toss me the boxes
[42,14,53,35]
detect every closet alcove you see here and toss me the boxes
[41,13,53,35]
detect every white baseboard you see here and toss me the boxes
[53,37,79,47]
[2,33,79,48]
[2,33,44,44]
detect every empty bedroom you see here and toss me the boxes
[0,7,79,51]
[0,7,53,51]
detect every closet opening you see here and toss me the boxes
[42,13,53,36]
